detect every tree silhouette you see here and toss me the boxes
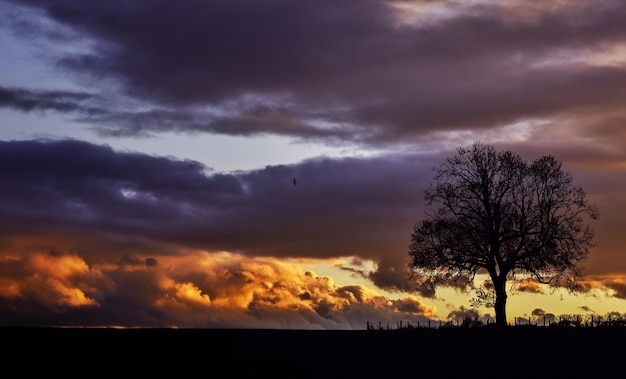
[408,142,599,327]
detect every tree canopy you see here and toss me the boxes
[408,142,599,326]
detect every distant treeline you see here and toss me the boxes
[367,313,626,330]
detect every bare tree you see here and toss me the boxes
[408,142,599,327]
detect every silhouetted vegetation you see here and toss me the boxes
[367,312,626,330]
[408,142,599,327]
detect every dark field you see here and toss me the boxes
[4,326,624,378]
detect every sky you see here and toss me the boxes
[1,0,625,329]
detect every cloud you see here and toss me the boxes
[578,305,597,314]
[585,276,626,299]
[530,308,557,325]
[0,251,105,309]
[0,138,439,291]
[0,138,620,299]
[0,86,94,113]
[516,280,544,294]
[445,306,493,325]
[4,0,626,147]
[0,249,437,328]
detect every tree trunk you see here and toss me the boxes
[493,276,508,327]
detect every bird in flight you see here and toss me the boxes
[293,178,297,186]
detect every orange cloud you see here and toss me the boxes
[516,280,544,294]
[0,252,104,309]
[591,275,626,299]
[0,248,441,328]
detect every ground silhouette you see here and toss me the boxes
[3,325,624,378]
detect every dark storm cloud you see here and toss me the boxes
[0,139,238,255]
[5,0,626,144]
[0,139,439,290]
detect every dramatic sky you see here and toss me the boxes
[1,0,625,329]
